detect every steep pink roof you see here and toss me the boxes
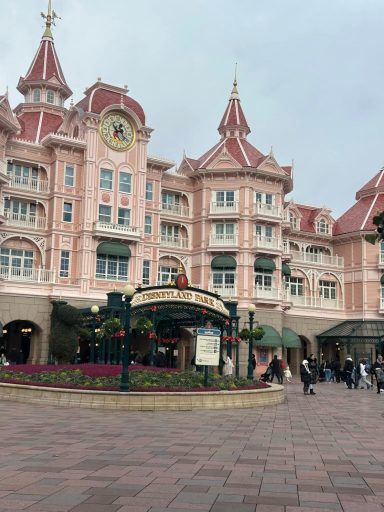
[76,84,145,125]
[333,195,383,235]
[218,81,250,136]
[14,111,62,143]
[24,39,68,86]
[296,206,320,233]
[356,168,384,199]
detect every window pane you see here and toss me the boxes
[98,205,111,223]
[145,215,152,234]
[118,208,130,225]
[100,169,113,190]
[63,203,72,222]
[146,182,153,200]
[65,165,74,187]
[119,172,131,193]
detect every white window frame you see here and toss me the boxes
[158,265,178,284]
[33,89,41,102]
[100,168,113,190]
[145,182,153,201]
[255,270,273,288]
[143,260,150,285]
[63,202,73,223]
[119,172,132,193]
[96,253,128,281]
[145,215,152,234]
[286,276,304,296]
[0,248,34,269]
[118,208,130,226]
[64,165,74,187]
[319,280,336,299]
[215,190,235,206]
[255,191,274,205]
[46,90,55,104]
[59,250,70,278]
[317,218,329,234]
[98,205,112,223]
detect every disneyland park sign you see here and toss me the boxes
[131,287,230,317]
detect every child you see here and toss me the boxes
[284,365,292,383]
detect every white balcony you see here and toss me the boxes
[0,266,56,284]
[285,292,344,310]
[290,250,344,268]
[210,201,239,214]
[8,175,49,193]
[3,211,47,230]
[208,283,237,298]
[160,235,189,249]
[254,235,281,251]
[94,221,141,241]
[161,203,190,217]
[254,202,281,219]
[254,285,281,301]
[209,233,238,246]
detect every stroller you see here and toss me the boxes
[260,366,272,383]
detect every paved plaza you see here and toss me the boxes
[0,382,384,512]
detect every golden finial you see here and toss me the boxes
[232,62,238,94]
[41,0,61,39]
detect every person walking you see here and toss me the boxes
[343,355,354,389]
[308,354,318,395]
[251,354,256,374]
[358,359,372,390]
[331,358,341,383]
[300,359,311,394]
[372,355,384,394]
[223,355,234,377]
[324,360,332,383]
[270,354,283,384]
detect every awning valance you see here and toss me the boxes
[282,327,301,348]
[282,263,291,276]
[257,324,281,347]
[97,242,131,258]
[211,255,237,269]
[254,257,276,272]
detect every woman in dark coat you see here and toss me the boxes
[300,359,311,394]
[308,354,318,395]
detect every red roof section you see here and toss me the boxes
[14,111,62,143]
[356,168,384,198]
[218,97,249,132]
[76,86,145,125]
[22,39,69,89]
[333,195,380,235]
[296,206,320,233]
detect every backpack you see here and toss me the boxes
[280,360,285,370]
[365,363,371,374]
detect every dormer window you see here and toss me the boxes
[289,211,297,229]
[317,218,329,234]
[46,90,55,104]
[33,89,41,102]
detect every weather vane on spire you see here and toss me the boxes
[41,0,61,38]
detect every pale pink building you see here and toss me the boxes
[1,5,384,373]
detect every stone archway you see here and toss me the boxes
[1,320,41,364]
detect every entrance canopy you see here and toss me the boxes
[282,327,301,348]
[317,320,384,344]
[257,325,281,347]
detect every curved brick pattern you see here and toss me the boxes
[0,383,383,511]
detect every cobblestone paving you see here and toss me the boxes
[0,382,384,511]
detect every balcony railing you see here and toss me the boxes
[254,202,281,218]
[210,201,239,214]
[0,266,56,283]
[286,292,344,309]
[208,283,237,298]
[209,233,238,246]
[161,203,190,217]
[94,221,141,238]
[160,235,189,248]
[290,250,344,268]
[254,235,281,250]
[254,285,281,301]
[3,211,47,230]
[8,175,49,193]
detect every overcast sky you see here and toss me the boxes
[1,0,383,219]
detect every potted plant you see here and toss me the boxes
[239,328,250,340]
[135,317,153,334]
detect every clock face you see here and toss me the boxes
[99,111,135,151]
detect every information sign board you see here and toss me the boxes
[196,332,220,366]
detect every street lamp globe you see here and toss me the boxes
[248,303,256,314]
[91,305,99,315]
[122,284,135,298]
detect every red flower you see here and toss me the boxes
[148,331,157,339]
[221,336,241,343]
[201,309,207,315]
[225,320,230,326]
[150,305,157,312]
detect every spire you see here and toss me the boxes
[218,74,250,140]
[17,0,72,102]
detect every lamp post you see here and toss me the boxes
[247,304,256,380]
[90,305,99,364]
[120,284,135,392]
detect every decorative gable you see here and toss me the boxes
[0,96,20,133]
[206,148,242,170]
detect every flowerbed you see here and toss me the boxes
[0,365,268,392]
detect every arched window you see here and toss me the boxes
[289,211,297,229]
[33,89,41,102]
[317,217,329,234]
[46,90,55,104]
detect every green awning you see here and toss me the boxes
[317,320,384,343]
[282,263,291,276]
[282,327,301,348]
[97,242,131,258]
[254,257,276,272]
[381,274,384,284]
[257,324,282,347]
[211,255,237,269]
